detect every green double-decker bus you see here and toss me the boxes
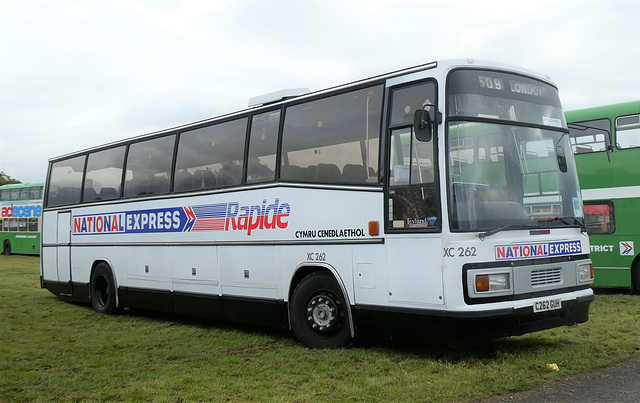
[0,182,43,255]
[566,101,640,292]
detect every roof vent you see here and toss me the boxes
[248,88,310,107]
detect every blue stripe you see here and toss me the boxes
[192,203,228,219]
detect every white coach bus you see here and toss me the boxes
[41,59,594,348]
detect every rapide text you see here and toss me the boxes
[73,198,290,236]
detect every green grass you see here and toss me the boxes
[1,255,639,402]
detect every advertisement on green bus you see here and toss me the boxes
[0,183,43,255]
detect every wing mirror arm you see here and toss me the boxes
[606,143,614,162]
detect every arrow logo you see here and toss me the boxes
[620,241,634,256]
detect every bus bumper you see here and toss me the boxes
[353,292,594,347]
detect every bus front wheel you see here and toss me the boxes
[2,240,10,255]
[90,263,118,314]
[290,271,352,349]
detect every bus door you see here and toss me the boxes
[385,81,444,306]
[56,212,72,284]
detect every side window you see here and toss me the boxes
[174,118,247,192]
[387,81,439,230]
[29,186,43,200]
[568,118,611,154]
[247,111,280,184]
[124,135,175,198]
[584,201,615,234]
[616,113,640,149]
[47,155,86,207]
[83,146,125,202]
[280,85,383,184]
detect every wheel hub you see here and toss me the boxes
[306,293,340,334]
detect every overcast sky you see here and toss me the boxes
[1,0,639,184]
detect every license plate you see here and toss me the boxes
[533,297,562,313]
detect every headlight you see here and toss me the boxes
[467,268,513,298]
[577,262,594,283]
[476,273,511,292]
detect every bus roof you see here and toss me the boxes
[565,100,640,122]
[0,182,44,190]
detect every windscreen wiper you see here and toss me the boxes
[537,216,587,232]
[478,224,537,240]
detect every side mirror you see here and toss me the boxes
[413,109,432,142]
[413,104,441,142]
[556,145,568,173]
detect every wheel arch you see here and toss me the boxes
[630,253,640,293]
[90,258,120,307]
[2,238,11,255]
[288,263,355,338]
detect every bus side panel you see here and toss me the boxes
[351,244,388,305]
[41,211,58,282]
[593,268,632,288]
[219,245,277,299]
[588,198,640,288]
[385,235,444,306]
[171,245,220,296]
[125,246,172,290]
[122,246,173,311]
[4,234,40,255]
[218,245,288,327]
[41,246,58,282]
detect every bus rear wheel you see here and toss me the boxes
[90,263,118,314]
[632,262,640,295]
[290,271,352,349]
[2,240,10,255]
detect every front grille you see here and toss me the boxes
[530,267,562,286]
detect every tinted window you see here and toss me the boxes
[390,81,437,127]
[84,146,125,202]
[174,118,247,192]
[124,135,175,198]
[29,186,42,200]
[281,85,383,184]
[247,111,280,184]
[28,218,38,232]
[388,82,439,230]
[47,156,86,207]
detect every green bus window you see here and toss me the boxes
[584,201,615,235]
[615,113,640,149]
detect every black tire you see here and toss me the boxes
[2,240,11,255]
[90,263,118,314]
[632,262,640,295]
[290,271,352,348]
